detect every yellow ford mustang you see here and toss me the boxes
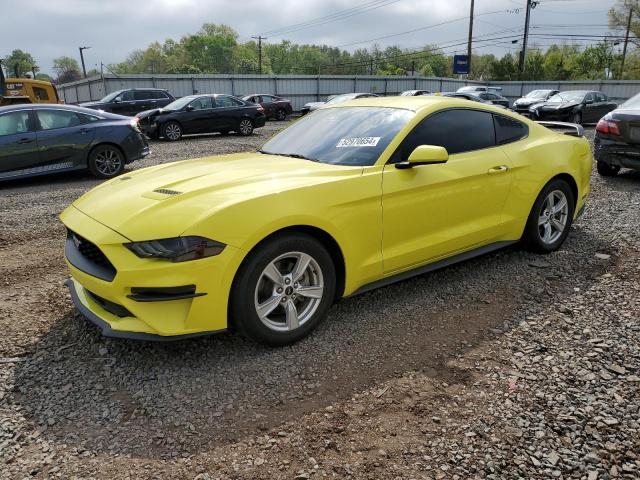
[61,96,592,345]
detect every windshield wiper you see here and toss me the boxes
[258,150,318,162]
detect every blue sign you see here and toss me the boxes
[453,55,470,75]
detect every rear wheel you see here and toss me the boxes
[237,118,254,136]
[163,121,182,141]
[230,233,336,346]
[522,179,575,253]
[275,108,287,121]
[88,145,125,179]
[597,161,620,177]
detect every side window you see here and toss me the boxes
[189,97,213,110]
[494,115,528,145]
[585,93,595,103]
[396,109,496,161]
[252,96,262,103]
[36,110,82,130]
[262,95,274,102]
[134,90,154,100]
[150,91,167,99]
[216,96,243,107]
[33,87,50,101]
[0,111,32,136]
[79,113,101,123]
[119,91,134,101]
[596,93,607,102]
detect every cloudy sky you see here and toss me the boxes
[3,0,615,75]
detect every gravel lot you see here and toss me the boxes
[1,125,639,479]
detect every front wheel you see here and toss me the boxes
[230,234,336,346]
[237,118,254,136]
[522,179,575,253]
[88,145,125,179]
[275,108,287,121]
[163,121,182,141]
[571,112,582,125]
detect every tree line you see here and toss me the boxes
[3,0,638,84]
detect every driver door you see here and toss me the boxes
[382,109,513,274]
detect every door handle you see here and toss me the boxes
[488,165,509,174]
[16,138,33,144]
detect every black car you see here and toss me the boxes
[136,94,266,141]
[512,89,559,115]
[529,90,617,125]
[0,104,149,181]
[476,91,510,108]
[442,92,503,107]
[594,92,640,177]
[80,88,175,116]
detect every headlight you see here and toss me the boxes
[125,236,225,262]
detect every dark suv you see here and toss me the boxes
[80,88,175,116]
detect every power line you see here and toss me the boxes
[259,0,402,37]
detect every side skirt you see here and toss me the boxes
[350,240,517,297]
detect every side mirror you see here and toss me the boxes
[114,97,121,103]
[185,105,195,112]
[395,145,449,169]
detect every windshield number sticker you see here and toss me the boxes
[336,137,381,148]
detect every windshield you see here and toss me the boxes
[162,96,197,111]
[326,94,358,105]
[620,92,640,109]
[260,107,414,166]
[525,90,549,99]
[548,92,585,103]
[99,90,125,102]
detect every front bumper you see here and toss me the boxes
[531,109,573,121]
[60,206,243,340]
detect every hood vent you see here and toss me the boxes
[153,188,182,196]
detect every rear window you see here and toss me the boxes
[494,115,528,145]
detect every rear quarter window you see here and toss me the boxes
[494,115,528,145]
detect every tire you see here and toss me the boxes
[571,112,582,125]
[275,108,287,121]
[522,178,575,254]
[162,121,182,141]
[230,233,336,346]
[88,145,125,179]
[597,161,620,177]
[237,118,254,136]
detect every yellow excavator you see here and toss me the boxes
[0,66,61,106]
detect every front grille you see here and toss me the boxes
[66,230,117,282]
[86,290,133,318]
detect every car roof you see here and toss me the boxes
[324,95,510,114]
[0,103,128,118]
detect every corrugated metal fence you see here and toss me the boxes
[57,74,640,111]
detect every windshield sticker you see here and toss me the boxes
[336,137,381,148]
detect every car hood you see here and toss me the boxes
[136,108,165,120]
[79,101,106,108]
[303,102,326,110]
[70,152,361,243]
[536,101,580,110]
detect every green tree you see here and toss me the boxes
[53,56,82,83]
[3,49,37,77]
[491,53,519,80]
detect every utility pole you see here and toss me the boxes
[467,0,475,75]
[79,46,91,78]
[252,36,266,74]
[519,0,537,73]
[620,5,633,79]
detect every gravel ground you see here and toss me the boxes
[1,126,639,479]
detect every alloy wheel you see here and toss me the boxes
[254,251,324,332]
[94,149,123,176]
[276,109,286,121]
[165,123,181,140]
[239,119,253,135]
[538,190,569,245]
